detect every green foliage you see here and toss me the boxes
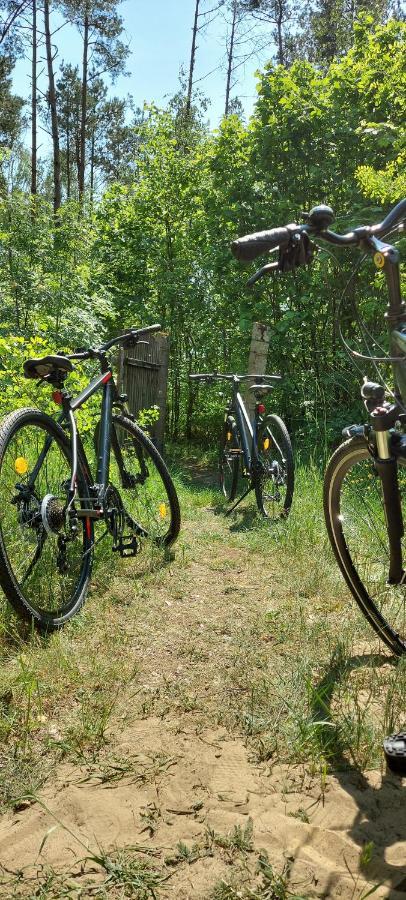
[91,19,405,453]
[0,19,404,456]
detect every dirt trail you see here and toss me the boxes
[0,479,405,898]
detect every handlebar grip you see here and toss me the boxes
[231,226,294,262]
[378,197,406,235]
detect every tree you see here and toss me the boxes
[0,51,24,152]
[308,0,391,63]
[239,0,297,65]
[60,0,129,199]
[30,0,37,194]
[44,0,62,211]
[89,95,142,187]
[0,0,38,196]
[185,0,223,115]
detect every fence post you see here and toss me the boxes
[245,321,271,422]
[154,332,170,451]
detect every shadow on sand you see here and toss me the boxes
[309,648,406,897]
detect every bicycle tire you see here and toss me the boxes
[255,414,294,519]
[110,415,180,547]
[219,417,240,501]
[0,408,93,630]
[324,436,406,655]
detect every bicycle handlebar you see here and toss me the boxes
[231,198,406,264]
[68,324,162,361]
[189,372,281,382]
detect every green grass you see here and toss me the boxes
[0,458,404,897]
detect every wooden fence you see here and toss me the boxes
[118,332,169,450]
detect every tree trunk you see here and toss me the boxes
[44,0,61,212]
[78,8,89,200]
[90,127,95,203]
[186,0,200,115]
[30,0,37,196]
[224,0,237,116]
[276,0,284,65]
[66,89,71,199]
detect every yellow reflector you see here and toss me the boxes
[15,457,29,475]
[159,502,167,518]
[263,437,270,451]
[227,432,232,441]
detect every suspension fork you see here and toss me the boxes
[373,417,404,584]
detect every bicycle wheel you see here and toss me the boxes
[0,409,93,630]
[109,416,180,548]
[255,414,294,519]
[324,436,406,655]
[219,417,240,501]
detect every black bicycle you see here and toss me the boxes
[232,198,406,654]
[0,324,180,630]
[189,372,294,519]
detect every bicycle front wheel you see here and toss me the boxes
[109,416,180,548]
[0,409,93,630]
[324,436,406,655]
[255,414,294,519]
[219,417,241,501]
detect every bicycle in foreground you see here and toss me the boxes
[232,198,406,654]
[0,324,180,630]
[189,371,294,519]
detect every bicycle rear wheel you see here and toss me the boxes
[255,414,294,519]
[324,436,406,655]
[219,417,240,501]
[0,409,93,630]
[109,416,180,548]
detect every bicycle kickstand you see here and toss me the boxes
[225,484,254,516]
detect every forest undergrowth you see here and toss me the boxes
[0,457,404,898]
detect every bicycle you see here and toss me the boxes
[189,371,294,519]
[231,198,406,654]
[0,324,180,630]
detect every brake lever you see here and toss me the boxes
[246,261,279,288]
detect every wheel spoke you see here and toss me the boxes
[325,442,406,654]
[0,412,92,626]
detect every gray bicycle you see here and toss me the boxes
[190,371,294,519]
[232,198,406,654]
[0,324,180,630]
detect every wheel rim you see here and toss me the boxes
[257,423,290,518]
[111,422,174,546]
[0,421,90,619]
[329,446,406,649]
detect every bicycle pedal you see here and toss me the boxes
[112,535,139,558]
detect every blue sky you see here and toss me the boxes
[12,0,275,138]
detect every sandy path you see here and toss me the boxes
[0,479,405,898]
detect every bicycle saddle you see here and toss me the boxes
[249,383,274,394]
[23,355,74,379]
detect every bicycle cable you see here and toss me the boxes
[336,227,406,411]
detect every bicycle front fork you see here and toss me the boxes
[374,430,405,584]
[367,385,405,584]
[347,381,406,585]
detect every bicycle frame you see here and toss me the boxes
[228,377,255,473]
[64,368,114,505]
[29,365,123,522]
